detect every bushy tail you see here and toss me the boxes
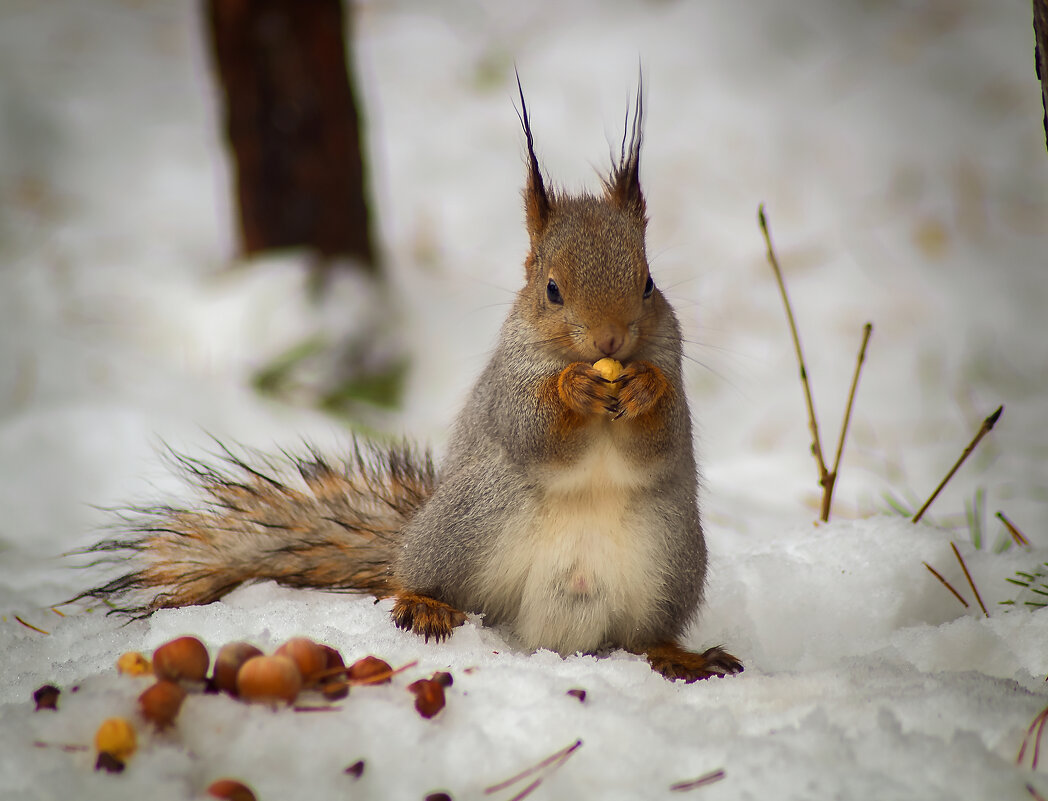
[71,439,438,615]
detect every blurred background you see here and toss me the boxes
[0,0,1046,606]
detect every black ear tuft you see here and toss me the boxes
[516,71,553,241]
[605,71,646,222]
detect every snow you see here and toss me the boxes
[2,0,1047,799]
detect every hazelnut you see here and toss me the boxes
[116,651,152,676]
[207,778,257,801]
[94,717,136,762]
[274,637,329,684]
[212,642,264,695]
[138,680,187,728]
[153,636,210,682]
[236,655,302,704]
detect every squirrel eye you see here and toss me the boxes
[643,275,655,299]
[546,278,564,305]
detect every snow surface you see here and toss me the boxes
[2,0,1048,799]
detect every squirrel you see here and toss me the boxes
[75,79,743,684]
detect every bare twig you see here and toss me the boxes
[670,769,726,792]
[997,511,1031,547]
[758,205,828,489]
[1027,784,1048,801]
[951,542,989,618]
[912,406,1003,523]
[14,615,50,635]
[923,562,970,608]
[485,739,582,798]
[820,322,874,522]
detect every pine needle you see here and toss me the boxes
[997,511,1031,547]
[923,562,970,609]
[1018,705,1048,768]
[670,769,726,792]
[14,615,50,635]
[951,542,988,618]
[484,739,582,798]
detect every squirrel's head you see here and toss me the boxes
[516,76,663,365]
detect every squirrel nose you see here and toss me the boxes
[594,327,625,357]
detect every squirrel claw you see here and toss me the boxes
[643,642,744,683]
[391,591,467,642]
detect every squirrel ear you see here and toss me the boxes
[605,78,646,224]
[516,72,553,242]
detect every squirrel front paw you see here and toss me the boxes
[612,361,670,421]
[391,591,467,642]
[557,362,620,418]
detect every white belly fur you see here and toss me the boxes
[474,432,662,655]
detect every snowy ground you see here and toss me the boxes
[2,1,1048,799]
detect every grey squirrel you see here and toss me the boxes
[76,80,742,683]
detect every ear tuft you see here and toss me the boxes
[516,71,553,242]
[604,73,646,223]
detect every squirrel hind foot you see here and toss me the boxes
[644,642,744,683]
[390,591,467,643]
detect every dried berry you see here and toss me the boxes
[407,678,446,719]
[207,778,257,801]
[94,717,136,762]
[236,655,302,704]
[431,671,454,688]
[116,651,152,676]
[212,642,264,695]
[346,655,392,685]
[566,688,587,703]
[274,637,329,684]
[138,680,187,729]
[32,684,60,711]
[344,759,365,779]
[424,793,453,801]
[153,636,210,683]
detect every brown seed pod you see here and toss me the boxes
[347,655,392,685]
[116,651,152,676]
[212,642,264,695]
[407,678,446,719]
[207,778,257,801]
[274,637,329,684]
[153,636,210,683]
[138,679,187,729]
[236,655,302,704]
[94,717,136,762]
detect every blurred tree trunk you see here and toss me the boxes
[206,0,377,270]
[1036,0,1048,150]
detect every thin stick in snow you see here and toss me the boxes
[911,406,1003,524]
[757,205,828,498]
[821,322,873,522]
